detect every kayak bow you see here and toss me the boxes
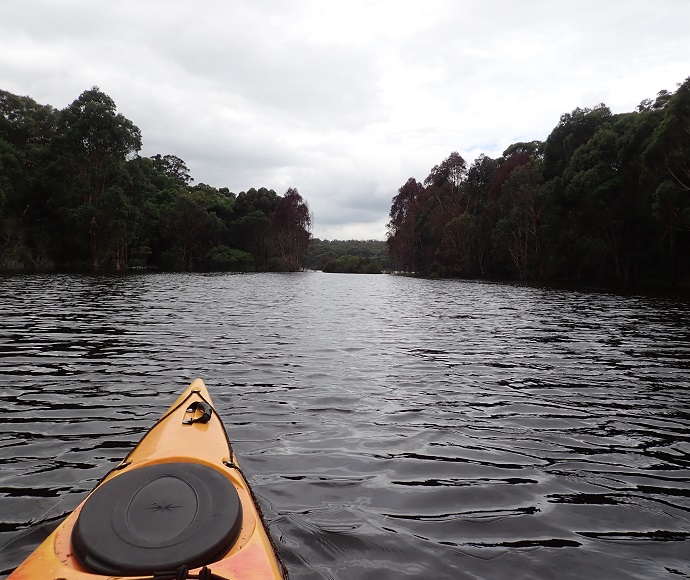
[9,379,286,580]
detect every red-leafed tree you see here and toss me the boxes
[387,177,424,272]
[270,187,312,271]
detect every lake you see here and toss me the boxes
[0,272,689,579]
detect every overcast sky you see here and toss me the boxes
[2,1,688,240]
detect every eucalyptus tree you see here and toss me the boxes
[0,90,58,267]
[542,104,612,181]
[540,105,612,280]
[424,151,467,193]
[492,161,544,279]
[386,177,424,273]
[644,78,690,285]
[270,187,312,271]
[55,87,141,269]
[459,154,501,276]
[150,154,193,186]
[229,187,280,267]
[167,189,224,271]
[0,89,56,150]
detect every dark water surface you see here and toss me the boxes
[1,273,689,579]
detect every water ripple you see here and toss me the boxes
[0,273,689,579]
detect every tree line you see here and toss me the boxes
[0,87,312,272]
[387,77,690,287]
[306,239,388,272]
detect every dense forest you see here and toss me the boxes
[0,87,312,272]
[4,80,689,285]
[387,77,690,287]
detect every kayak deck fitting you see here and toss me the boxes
[9,379,286,580]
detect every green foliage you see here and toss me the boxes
[0,87,314,273]
[203,245,255,271]
[322,255,382,274]
[307,239,389,270]
[542,104,612,180]
[492,162,543,279]
[0,89,57,149]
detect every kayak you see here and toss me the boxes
[9,379,286,580]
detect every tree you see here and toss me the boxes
[439,213,481,276]
[151,154,193,185]
[322,255,382,273]
[0,89,56,150]
[423,151,468,225]
[492,162,544,279]
[387,177,424,272]
[554,110,663,283]
[306,239,389,271]
[542,104,612,180]
[270,187,312,271]
[644,78,690,285]
[55,87,142,269]
[0,90,58,268]
[166,190,223,271]
[0,86,322,274]
[503,141,544,159]
[203,245,254,271]
[229,187,280,267]
[462,154,500,275]
[96,184,140,270]
[538,105,616,281]
[424,151,467,192]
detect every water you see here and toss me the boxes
[0,272,689,579]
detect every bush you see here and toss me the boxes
[322,255,382,274]
[203,245,255,272]
[266,256,290,272]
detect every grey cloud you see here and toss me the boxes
[2,0,689,240]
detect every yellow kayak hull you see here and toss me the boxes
[9,379,285,580]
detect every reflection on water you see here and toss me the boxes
[1,273,689,579]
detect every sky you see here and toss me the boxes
[2,1,689,240]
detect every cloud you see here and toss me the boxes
[2,0,689,240]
